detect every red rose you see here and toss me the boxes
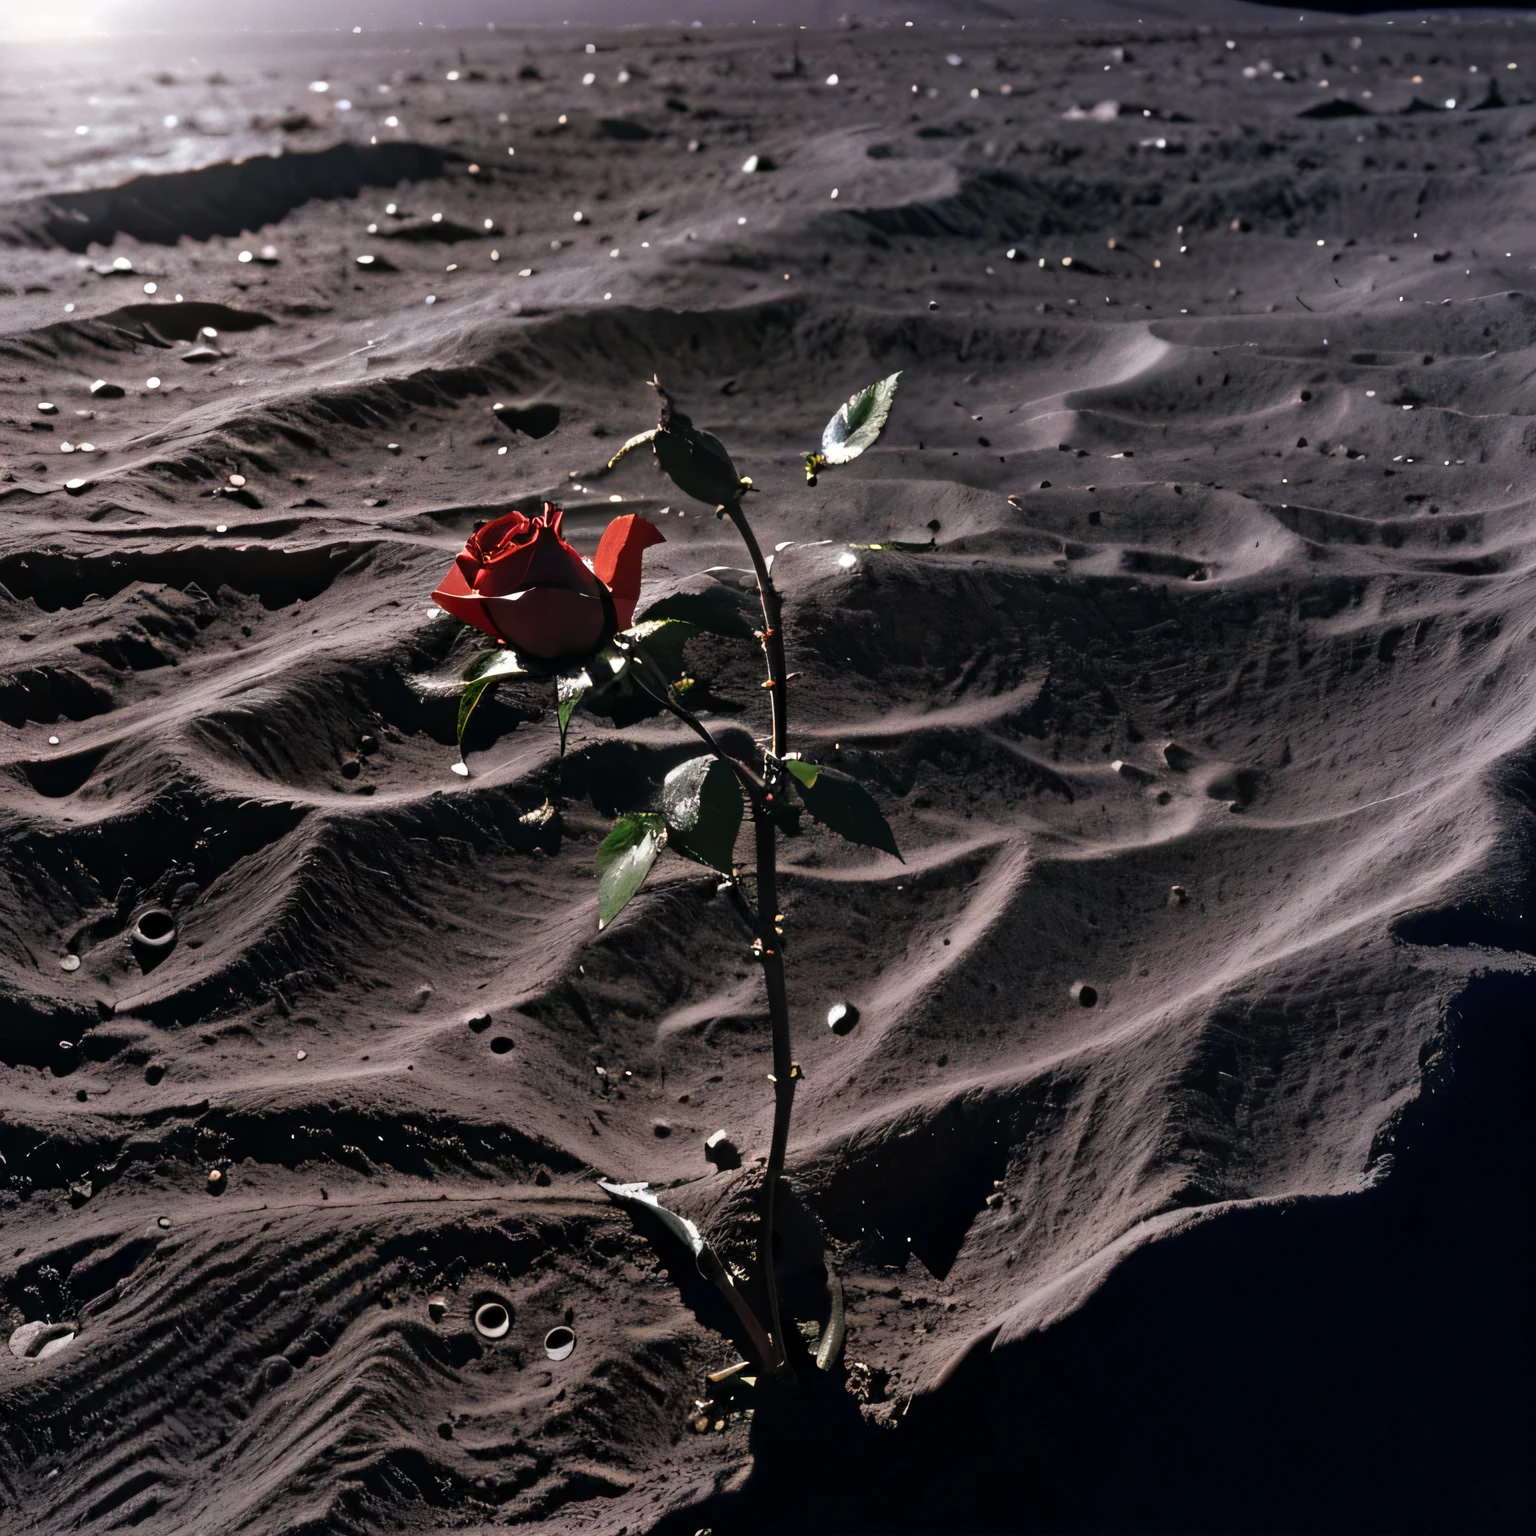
[432,502,663,661]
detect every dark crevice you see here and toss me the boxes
[3,142,463,252]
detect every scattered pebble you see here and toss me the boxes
[60,954,80,972]
[428,1297,447,1322]
[37,402,57,414]
[207,1168,225,1194]
[1070,981,1099,1008]
[89,380,125,399]
[827,1001,859,1034]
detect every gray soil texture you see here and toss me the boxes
[0,11,1532,1535]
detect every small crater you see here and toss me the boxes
[474,1300,511,1339]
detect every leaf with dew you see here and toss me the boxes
[659,755,743,874]
[805,371,901,483]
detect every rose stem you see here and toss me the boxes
[719,499,787,760]
[627,634,791,1376]
[717,495,795,1380]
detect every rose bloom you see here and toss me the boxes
[432,501,663,660]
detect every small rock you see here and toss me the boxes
[89,380,125,399]
[9,1322,76,1362]
[1162,742,1197,772]
[207,1167,225,1194]
[1070,981,1098,1008]
[407,984,433,1013]
[465,1011,492,1033]
[704,1129,741,1169]
[428,1297,448,1322]
[1169,884,1187,905]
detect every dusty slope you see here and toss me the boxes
[1,13,1532,1534]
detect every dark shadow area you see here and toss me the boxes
[661,971,1534,1534]
[5,142,460,251]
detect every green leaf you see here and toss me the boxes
[784,760,902,861]
[817,1271,846,1372]
[465,647,537,684]
[458,677,495,751]
[637,588,756,640]
[556,663,594,755]
[458,645,541,755]
[655,425,748,508]
[659,756,743,874]
[596,814,666,929]
[820,371,901,467]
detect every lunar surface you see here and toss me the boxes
[1,8,1531,1533]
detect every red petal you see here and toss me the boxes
[432,574,503,642]
[592,515,665,630]
[466,508,531,563]
[481,588,608,660]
